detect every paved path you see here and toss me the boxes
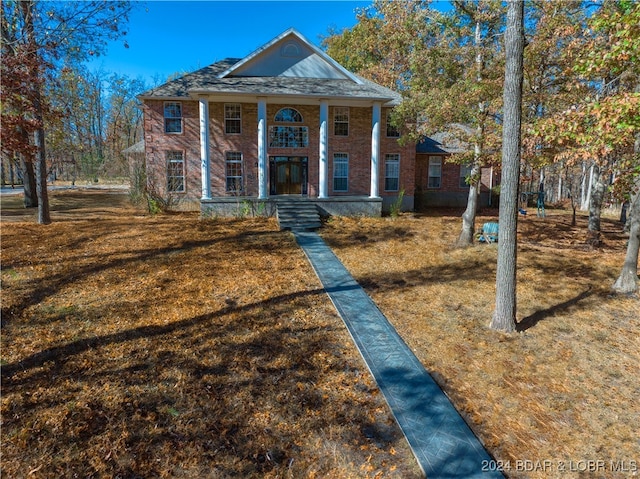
[294,231,503,478]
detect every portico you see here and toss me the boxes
[196,95,383,202]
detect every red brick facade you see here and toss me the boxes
[143,100,415,210]
[415,153,496,208]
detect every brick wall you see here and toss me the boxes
[143,100,416,208]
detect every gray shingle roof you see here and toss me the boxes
[139,58,401,105]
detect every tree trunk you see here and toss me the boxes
[612,183,639,294]
[582,162,594,211]
[587,163,605,246]
[612,134,640,294]
[456,158,481,247]
[557,169,563,203]
[491,0,524,332]
[455,18,485,247]
[20,154,38,208]
[22,0,50,224]
[34,125,51,224]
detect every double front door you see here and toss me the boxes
[270,156,308,195]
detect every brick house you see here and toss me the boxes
[415,132,498,209]
[138,28,415,217]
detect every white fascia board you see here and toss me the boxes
[137,95,189,102]
[187,90,394,106]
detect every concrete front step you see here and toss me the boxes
[276,202,322,231]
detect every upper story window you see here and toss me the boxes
[225,104,241,134]
[269,126,309,148]
[270,107,307,147]
[274,108,303,123]
[164,102,182,134]
[386,110,400,137]
[334,107,349,136]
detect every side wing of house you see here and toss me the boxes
[414,136,496,209]
[138,29,415,215]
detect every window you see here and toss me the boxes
[225,151,243,192]
[386,110,400,137]
[225,104,241,134]
[166,151,185,192]
[270,108,307,147]
[269,126,309,148]
[384,154,400,191]
[164,102,182,134]
[428,156,442,188]
[334,107,349,136]
[460,164,472,188]
[274,107,303,123]
[333,153,349,192]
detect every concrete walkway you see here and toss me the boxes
[294,231,503,478]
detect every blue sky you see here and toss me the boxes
[90,0,453,86]
[89,1,371,85]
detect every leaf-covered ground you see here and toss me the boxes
[1,190,420,479]
[2,189,638,478]
[321,210,639,479]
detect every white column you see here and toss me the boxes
[318,100,329,198]
[370,102,381,198]
[257,98,268,199]
[199,97,211,200]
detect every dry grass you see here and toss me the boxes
[321,210,639,479]
[1,190,638,478]
[1,190,420,479]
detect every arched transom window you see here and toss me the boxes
[274,108,303,123]
[270,107,308,148]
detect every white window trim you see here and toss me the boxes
[225,151,243,192]
[333,107,349,137]
[224,103,242,135]
[268,126,309,148]
[333,152,349,192]
[459,164,472,188]
[386,110,400,138]
[164,102,183,134]
[428,156,442,189]
[274,107,303,123]
[166,150,185,193]
[384,154,400,192]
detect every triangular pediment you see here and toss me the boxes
[219,28,362,83]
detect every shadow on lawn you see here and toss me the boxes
[0,227,281,329]
[1,283,418,478]
[516,287,594,332]
[0,287,325,382]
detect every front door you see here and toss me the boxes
[270,157,308,195]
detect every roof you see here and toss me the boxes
[139,29,401,106]
[122,140,145,155]
[416,125,473,154]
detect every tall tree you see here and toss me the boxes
[520,1,588,209]
[325,0,505,247]
[449,0,505,247]
[532,0,639,245]
[1,0,131,223]
[490,0,524,332]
